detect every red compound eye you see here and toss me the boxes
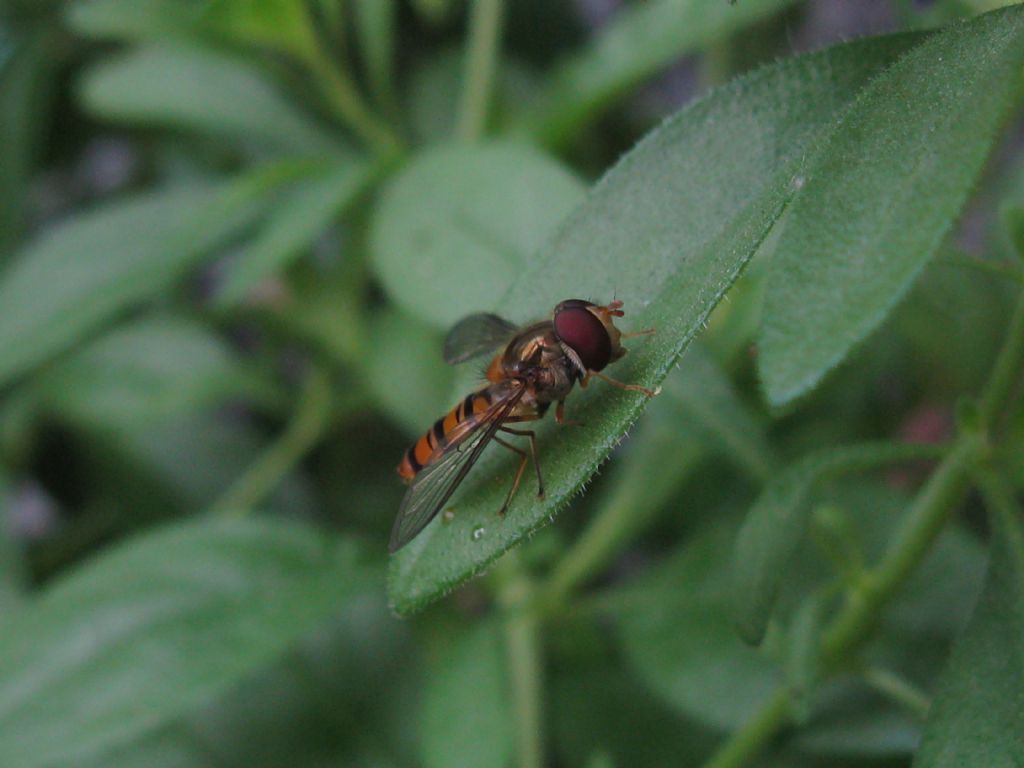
[553,299,611,372]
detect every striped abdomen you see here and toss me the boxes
[397,385,503,482]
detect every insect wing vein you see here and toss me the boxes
[443,313,519,365]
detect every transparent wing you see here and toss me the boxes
[443,312,518,365]
[389,384,526,553]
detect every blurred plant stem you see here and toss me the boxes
[975,468,1024,560]
[699,283,1024,768]
[941,251,1024,284]
[495,551,546,768]
[978,278,1024,431]
[296,7,402,155]
[456,0,505,141]
[307,51,402,154]
[861,666,931,719]
[703,688,791,768]
[210,366,333,515]
[535,485,651,616]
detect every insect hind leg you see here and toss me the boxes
[500,427,545,499]
[494,436,530,516]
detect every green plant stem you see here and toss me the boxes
[536,488,644,615]
[702,688,791,768]
[211,367,333,515]
[506,607,544,768]
[496,554,545,768]
[978,285,1024,429]
[861,666,931,719]
[820,434,982,662]
[702,437,981,768]
[702,283,1024,768]
[456,0,505,141]
[303,46,401,155]
[975,468,1024,558]
[941,252,1024,284]
[541,441,944,620]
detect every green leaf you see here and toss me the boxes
[0,517,375,768]
[913,489,1024,767]
[732,442,942,646]
[66,0,205,42]
[73,578,413,768]
[796,696,921,758]
[551,654,718,767]
[371,141,585,328]
[538,364,712,609]
[36,316,279,430]
[897,251,1015,395]
[541,346,766,606]
[672,343,773,481]
[420,620,512,768]
[408,49,542,145]
[409,0,457,25]
[0,27,57,258]
[612,522,780,730]
[216,158,375,306]
[200,0,316,59]
[352,0,396,110]
[784,594,827,722]
[79,44,341,155]
[0,474,25,623]
[113,412,313,513]
[758,5,1024,406]
[522,0,800,147]
[387,32,925,615]
[0,161,310,389]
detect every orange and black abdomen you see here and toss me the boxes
[397,386,499,482]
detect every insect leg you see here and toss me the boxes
[591,370,660,397]
[620,327,656,339]
[555,400,584,427]
[500,427,545,499]
[493,436,529,517]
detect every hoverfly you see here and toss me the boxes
[389,299,656,552]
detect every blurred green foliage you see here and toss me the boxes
[1,1,1023,767]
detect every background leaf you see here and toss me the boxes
[200,0,316,58]
[0,473,25,624]
[732,442,941,646]
[70,585,415,768]
[523,0,800,147]
[371,141,585,328]
[912,495,1024,767]
[670,343,773,481]
[387,32,925,615]
[550,650,718,767]
[419,620,513,768]
[611,521,781,730]
[0,517,375,768]
[216,158,375,306]
[352,0,396,111]
[758,5,1024,405]
[67,0,205,42]
[0,163,307,389]
[0,26,58,259]
[36,316,279,431]
[79,44,342,155]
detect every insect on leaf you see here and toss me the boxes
[387,32,926,615]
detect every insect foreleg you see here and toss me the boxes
[591,370,660,397]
